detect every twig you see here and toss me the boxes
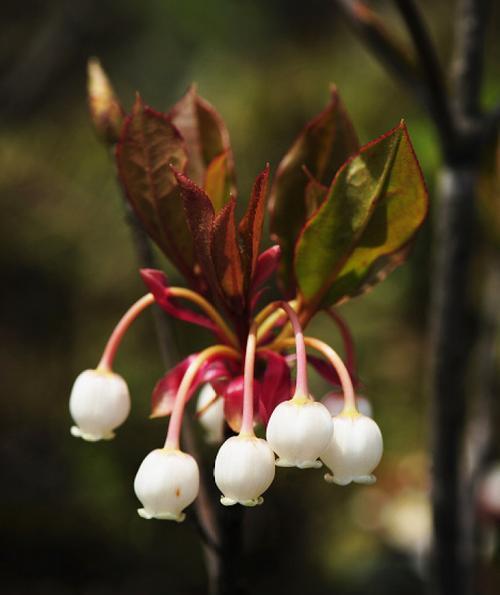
[393,0,457,159]
[334,1,423,98]
[428,167,476,595]
[452,0,491,121]
[333,0,456,157]
[462,256,500,595]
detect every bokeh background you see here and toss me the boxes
[1,1,499,594]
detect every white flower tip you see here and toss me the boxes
[70,425,115,442]
[137,508,186,522]
[220,495,264,507]
[323,473,377,486]
[276,458,322,469]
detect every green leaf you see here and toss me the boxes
[295,121,428,308]
[269,87,359,294]
[170,85,236,203]
[116,95,197,282]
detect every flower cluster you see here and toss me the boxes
[69,292,383,521]
[69,61,428,524]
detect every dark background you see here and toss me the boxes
[1,1,499,593]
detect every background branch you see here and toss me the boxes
[334,0,424,99]
[334,2,497,595]
[453,0,491,121]
[393,0,457,158]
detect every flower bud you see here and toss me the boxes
[196,384,224,444]
[214,435,276,506]
[266,396,333,468]
[323,392,373,417]
[69,369,130,441]
[321,413,383,485]
[134,448,199,521]
[87,58,124,144]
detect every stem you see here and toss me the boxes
[393,0,457,157]
[272,336,356,412]
[326,309,356,377]
[279,302,308,397]
[453,0,491,121]
[97,293,155,370]
[334,0,423,99]
[168,287,239,349]
[240,324,257,435]
[165,345,240,449]
[429,167,476,595]
[255,301,309,396]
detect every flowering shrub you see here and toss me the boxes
[71,60,428,522]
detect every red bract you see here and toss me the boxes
[151,354,235,418]
[140,268,223,338]
[257,351,292,425]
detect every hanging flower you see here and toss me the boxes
[196,384,225,444]
[134,448,199,522]
[266,396,333,468]
[214,435,276,506]
[69,369,130,442]
[321,412,383,485]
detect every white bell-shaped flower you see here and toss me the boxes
[321,412,383,485]
[323,392,373,418]
[134,448,199,522]
[214,435,276,506]
[266,396,333,468]
[196,384,224,444]
[69,368,131,441]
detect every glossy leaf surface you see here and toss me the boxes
[295,122,428,308]
[269,89,359,293]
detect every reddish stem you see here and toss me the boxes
[327,308,357,377]
[165,345,240,449]
[279,302,309,397]
[98,293,155,371]
[240,325,257,435]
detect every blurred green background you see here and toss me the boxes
[1,1,499,594]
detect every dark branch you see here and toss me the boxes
[452,0,491,120]
[334,0,423,97]
[393,0,457,159]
